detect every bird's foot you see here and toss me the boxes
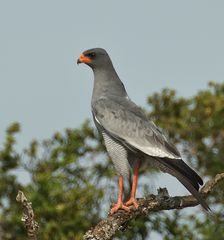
[110,202,130,214]
[125,197,139,209]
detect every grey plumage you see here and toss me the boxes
[78,48,210,211]
[102,131,130,176]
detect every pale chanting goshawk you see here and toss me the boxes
[77,48,209,214]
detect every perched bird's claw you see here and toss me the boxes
[110,202,130,214]
[125,197,139,209]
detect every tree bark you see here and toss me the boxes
[16,191,38,240]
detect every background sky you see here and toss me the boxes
[1,1,224,239]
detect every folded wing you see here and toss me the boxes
[92,96,181,160]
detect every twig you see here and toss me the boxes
[83,173,224,240]
[16,190,38,240]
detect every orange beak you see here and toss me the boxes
[77,54,92,64]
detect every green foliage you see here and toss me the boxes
[24,121,107,240]
[0,121,107,240]
[0,82,223,239]
[0,123,24,239]
[147,81,224,239]
[148,82,224,177]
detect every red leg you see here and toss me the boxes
[125,162,140,208]
[110,176,130,214]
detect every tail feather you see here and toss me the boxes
[157,157,210,211]
[163,158,203,190]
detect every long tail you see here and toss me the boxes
[156,157,210,211]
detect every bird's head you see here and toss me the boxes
[77,48,112,70]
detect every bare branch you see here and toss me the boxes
[83,173,224,240]
[16,190,38,240]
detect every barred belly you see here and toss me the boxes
[102,131,130,177]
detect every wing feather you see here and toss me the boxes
[92,96,181,159]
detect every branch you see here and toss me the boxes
[16,190,39,240]
[83,173,224,240]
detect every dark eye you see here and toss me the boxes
[87,52,96,58]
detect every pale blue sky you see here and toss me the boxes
[0,1,223,238]
[1,1,224,149]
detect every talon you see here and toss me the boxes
[110,202,130,214]
[125,197,139,209]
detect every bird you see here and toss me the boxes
[77,48,210,214]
